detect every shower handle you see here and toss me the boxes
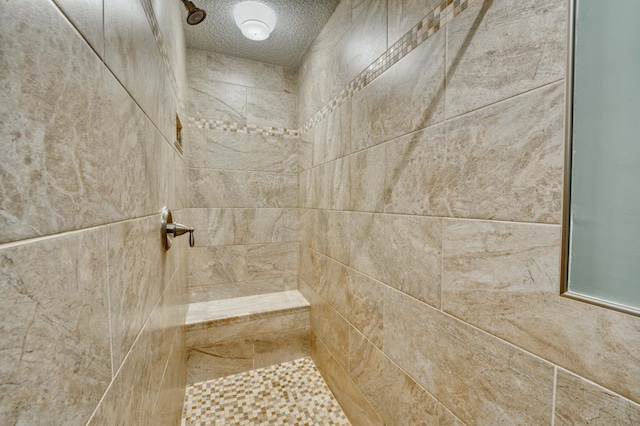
[161,207,195,250]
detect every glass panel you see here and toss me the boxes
[567,0,640,311]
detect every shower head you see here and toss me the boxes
[181,0,207,25]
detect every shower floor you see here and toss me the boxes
[181,357,351,426]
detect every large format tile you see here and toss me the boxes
[430,82,563,223]
[350,143,386,212]
[349,328,440,425]
[53,0,104,56]
[0,0,148,244]
[351,27,445,151]
[384,288,555,425]
[313,99,351,165]
[309,158,350,210]
[555,369,640,425]
[299,247,350,318]
[300,209,350,265]
[387,0,442,43]
[189,208,298,247]
[441,218,640,404]
[152,331,187,425]
[189,277,296,303]
[188,242,298,287]
[0,229,111,425]
[189,169,298,208]
[445,0,566,117]
[188,80,246,123]
[189,128,284,172]
[247,87,298,129]
[350,213,442,307]
[347,269,385,349]
[186,339,253,383]
[254,327,310,369]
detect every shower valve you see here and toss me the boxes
[161,207,195,250]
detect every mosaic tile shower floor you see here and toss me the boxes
[181,357,352,426]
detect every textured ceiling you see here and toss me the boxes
[181,0,341,69]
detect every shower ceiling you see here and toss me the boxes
[182,0,341,69]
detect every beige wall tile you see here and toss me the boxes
[441,218,640,403]
[247,87,298,129]
[189,277,296,303]
[445,0,566,118]
[384,288,554,424]
[313,99,352,165]
[151,332,187,425]
[349,327,440,425]
[299,247,350,318]
[0,229,111,425]
[310,158,351,210]
[53,0,104,56]
[301,210,351,265]
[189,242,298,287]
[186,313,297,347]
[387,0,442,43]
[348,269,385,349]
[555,369,640,425]
[254,327,310,369]
[311,331,385,426]
[186,339,254,384]
[351,28,445,151]
[188,80,246,123]
[189,128,284,172]
[350,143,386,212]
[350,213,442,307]
[443,82,564,223]
[189,169,298,208]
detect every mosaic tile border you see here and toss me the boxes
[141,0,185,112]
[188,117,300,139]
[186,0,477,137]
[301,0,479,133]
[182,357,351,426]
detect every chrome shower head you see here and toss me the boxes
[181,0,206,25]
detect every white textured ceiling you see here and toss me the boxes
[181,0,341,69]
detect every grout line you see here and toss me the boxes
[552,366,557,426]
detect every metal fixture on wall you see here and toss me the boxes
[181,0,207,25]
[161,207,195,250]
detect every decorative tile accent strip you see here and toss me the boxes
[182,357,351,426]
[140,0,185,112]
[301,0,479,132]
[188,117,300,139]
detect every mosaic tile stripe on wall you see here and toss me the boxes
[300,0,479,132]
[188,117,300,139]
[187,0,477,137]
[141,0,185,111]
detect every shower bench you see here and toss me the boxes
[184,290,310,384]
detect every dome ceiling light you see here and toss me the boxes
[233,2,277,41]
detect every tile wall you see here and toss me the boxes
[298,0,640,424]
[0,0,189,424]
[186,49,301,303]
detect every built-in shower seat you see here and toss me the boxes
[184,290,310,384]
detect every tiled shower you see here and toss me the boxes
[2,0,640,425]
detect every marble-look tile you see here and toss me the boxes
[186,339,254,384]
[351,28,445,151]
[445,0,566,118]
[555,369,640,425]
[283,137,303,173]
[1,0,149,244]
[299,247,350,318]
[108,215,168,369]
[387,0,442,43]
[185,290,309,326]
[388,82,563,223]
[247,87,298,129]
[254,327,310,369]
[53,0,104,56]
[104,0,166,130]
[189,169,298,209]
[384,288,555,425]
[151,332,187,426]
[0,229,111,425]
[193,49,297,93]
[350,213,442,307]
[350,143,386,212]
[189,128,284,172]
[311,331,385,426]
[344,0,388,83]
[439,406,466,426]
[189,277,295,303]
[188,242,298,287]
[189,208,298,247]
[88,328,153,425]
[314,99,352,165]
[298,129,315,172]
[349,328,440,425]
[188,80,246,123]
[145,120,177,215]
[348,269,384,349]
[311,158,350,210]
[305,210,351,265]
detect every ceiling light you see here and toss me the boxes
[233,2,277,41]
